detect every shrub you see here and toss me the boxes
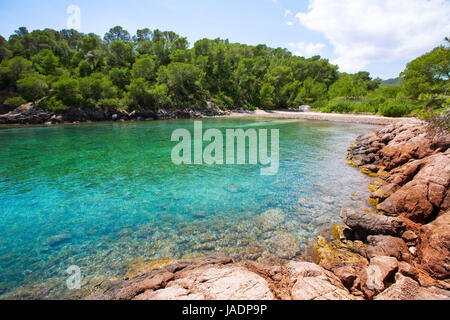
[322,99,354,113]
[39,96,70,111]
[17,76,49,103]
[53,78,81,107]
[97,98,127,111]
[378,102,415,117]
[4,96,26,107]
[418,107,450,132]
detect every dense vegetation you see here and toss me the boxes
[0,26,448,118]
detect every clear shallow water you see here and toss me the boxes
[0,118,376,298]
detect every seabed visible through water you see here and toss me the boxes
[0,118,378,299]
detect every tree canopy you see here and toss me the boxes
[1,26,446,118]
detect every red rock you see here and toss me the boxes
[322,262,365,289]
[402,230,418,245]
[398,261,419,280]
[284,262,358,300]
[374,274,450,300]
[377,153,450,223]
[364,256,398,292]
[366,235,411,261]
[417,211,450,279]
[116,271,174,300]
[135,265,274,300]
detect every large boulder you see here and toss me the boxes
[340,209,406,238]
[346,120,432,168]
[378,132,435,170]
[377,153,450,223]
[417,211,450,279]
[0,105,54,124]
[284,261,358,300]
[364,256,398,293]
[134,265,274,300]
[322,262,367,297]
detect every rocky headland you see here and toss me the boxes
[85,119,449,300]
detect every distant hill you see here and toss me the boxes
[381,78,400,86]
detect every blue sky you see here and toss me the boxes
[1,0,449,79]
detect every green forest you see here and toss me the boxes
[0,26,448,118]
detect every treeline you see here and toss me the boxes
[0,26,448,118]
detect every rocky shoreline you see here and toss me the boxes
[0,102,228,125]
[0,103,407,127]
[85,119,449,300]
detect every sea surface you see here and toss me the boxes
[0,118,377,298]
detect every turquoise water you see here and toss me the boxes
[0,118,376,298]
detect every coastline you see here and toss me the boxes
[0,102,410,127]
[224,110,409,125]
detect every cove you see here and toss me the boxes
[0,118,377,298]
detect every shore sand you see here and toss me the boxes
[223,110,410,125]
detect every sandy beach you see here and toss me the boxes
[225,110,410,125]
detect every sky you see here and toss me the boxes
[0,0,449,79]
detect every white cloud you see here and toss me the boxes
[284,10,293,17]
[295,0,450,73]
[286,21,293,26]
[290,41,326,57]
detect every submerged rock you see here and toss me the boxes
[254,208,286,232]
[44,233,72,247]
[265,231,299,259]
[314,235,368,265]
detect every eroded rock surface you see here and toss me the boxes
[134,265,274,300]
[417,211,450,279]
[376,153,450,222]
